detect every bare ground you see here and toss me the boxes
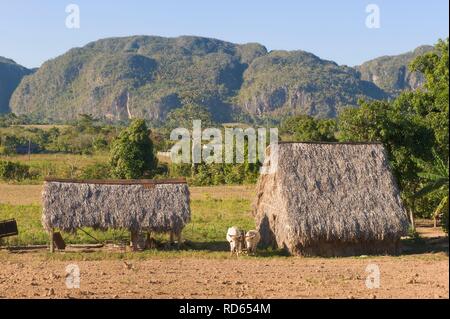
[0,225,448,299]
[0,183,448,299]
[0,251,448,299]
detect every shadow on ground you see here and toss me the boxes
[401,236,449,255]
[179,240,289,257]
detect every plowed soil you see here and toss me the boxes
[1,223,448,299]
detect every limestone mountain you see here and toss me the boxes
[237,50,387,118]
[355,45,434,95]
[8,36,431,123]
[10,36,267,123]
[0,57,33,113]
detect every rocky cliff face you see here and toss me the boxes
[355,45,433,94]
[7,35,432,123]
[0,57,33,113]
[237,50,387,118]
[10,36,267,123]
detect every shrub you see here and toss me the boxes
[78,163,111,179]
[0,160,31,181]
[169,163,192,178]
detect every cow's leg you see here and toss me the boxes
[49,229,54,253]
[236,241,241,256]
[229,241,235,256]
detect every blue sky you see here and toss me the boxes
[0,0,448,68]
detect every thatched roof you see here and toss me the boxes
[253,142,409,256]
[42,178,190,233]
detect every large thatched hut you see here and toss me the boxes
[42,178,190,251]
[253,142,409,257]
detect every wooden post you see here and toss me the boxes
[169,231,175,245]
[177,232,182,249]
[145,232,151,249]
[409,209,415,231]
[130,231,138,251]
[49,230,54,253]
[28,139,31,161]
[409,197,416,231]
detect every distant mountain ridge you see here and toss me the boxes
[0,57,33,113]
[0,57,17,64]
[237,50,387,118]
[356,45,433,94]
[3,36,433,123]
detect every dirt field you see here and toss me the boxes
[0,224,448,299]
[0,250,447,299]
[0,183,448,299]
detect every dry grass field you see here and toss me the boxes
[0,183,256,205]
[0,182,448,299]
[0,184,42,205]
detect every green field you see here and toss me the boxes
[0,153,109,184]
[0,184,259,258]
[0,198,253,243]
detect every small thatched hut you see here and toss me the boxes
[42,178,190,251]
[253,142,409,257]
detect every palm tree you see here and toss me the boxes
[414,151,449,228]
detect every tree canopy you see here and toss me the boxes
[110,119,158,179]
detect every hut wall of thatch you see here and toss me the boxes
[253,142,409,257]
[42,179,191,237]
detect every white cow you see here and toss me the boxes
[226,226,245,256]
[245,230,261,255]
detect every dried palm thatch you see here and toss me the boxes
[253,142,409,257]
[42,179,191,236]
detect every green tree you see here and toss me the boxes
[409,38,449,158]
[280,115,337,142]
[164,103,214,133]
[414,151,449,231]
[338,39,448,229]
[75,114,96,132]
[109,119,158,179]
[338,99,435,229]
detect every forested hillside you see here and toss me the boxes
[5,35,433,124]
[0,57,33,114]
